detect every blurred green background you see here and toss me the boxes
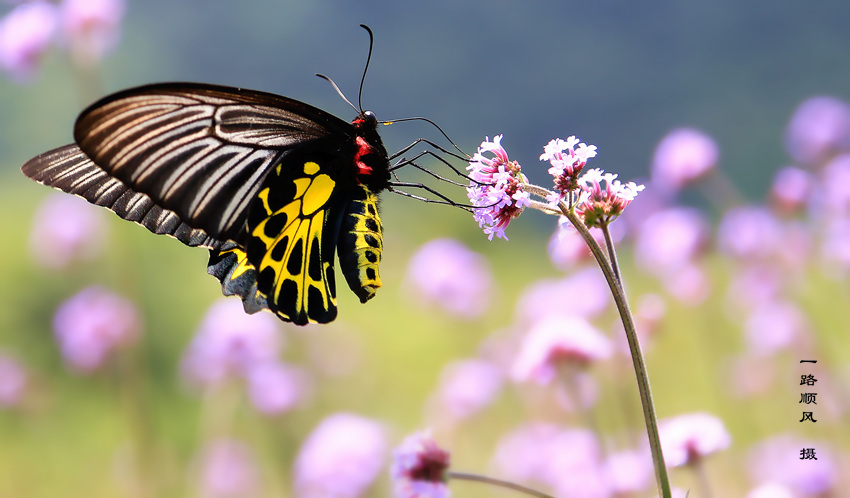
[2,1,849,497]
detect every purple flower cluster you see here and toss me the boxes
[540,136,597,201]
[181,298,308,416]
[650,128,719,192]
[492,424,644,497]
[29,193,106,269]
[658,412,731,467]
[785,96,850,166]
[0,0,124,81]
[390,431,451,498]
[293,413,387,497]
[60,0,125,64]
[575,168,646,228]
[0,1,56,80]
[467,134,645,239]
[53,286,140,373]
[510,315,612,385]
[429,359,503,422]
[405,238,493,318]
[466,135,531,240]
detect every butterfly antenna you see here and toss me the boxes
[383,116,469,158]
[315,73,358,114]
[358,24,374,112]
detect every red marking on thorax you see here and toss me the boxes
[354,136,373,176]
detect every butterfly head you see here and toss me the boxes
[357,110,379,127]
[352,111,390,192]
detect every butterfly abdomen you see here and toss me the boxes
[338,187,384,303]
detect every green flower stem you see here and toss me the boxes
[691,458,714,498]
[600,224,621,284]
[524,184,671,498]
[448,472,556,498]
[116,348,154,498]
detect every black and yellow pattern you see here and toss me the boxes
[337,189,384,303]
[248,158,345,324]
[22,83,391,325]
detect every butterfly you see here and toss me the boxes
[22,81,392,326]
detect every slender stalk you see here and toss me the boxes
[601,224,621,284]
[691,458,714,498]
[564,210,670,498]
[522,184,671,498]
[116,348,154,498]
[448,472,556,498]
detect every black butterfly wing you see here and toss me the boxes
[71,82,354,243]
[22,144,221,248]
[22,83,373,324]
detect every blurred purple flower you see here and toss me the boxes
[491,423,561,484]
[53,286,141,373]
[717,206,783,260]
[726,354,776,398]
[494,425,608,497]
[547,216,626,270]
[181,298,283,388]
[603,449,653,495]
[59,0,124,64]
[429,359,502,421]
[293,413,387,498]
[820,154,850,216]
[614,293,667,355]
[29,192,106,269]
[511,315,612,385]
[547,221,592,269]
[619,182,672,233]
[195,439,260,498]
[634,207,708,275]
[634,293,666,335]
[784,96,850,166]
[770,166,813,213]
[553,370,599,413]
[820,217,850,271]
[515,267,611,325]
[0,352,27,408]
[747,482,794,498]
[244,361,309,416]
[725,265,783,310]
[773,221,813,271]
[744,299,810,357]
[0,0,57,81]
[748,435,837,495]
[391,431,451,498]
[658,262,711,305]
[659,412,731,467]
[651,128,719,192]
[405,238,493,318]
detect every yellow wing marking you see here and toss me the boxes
[226,247,254,280]
[251,164,338,320]
[303,161,320,175]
